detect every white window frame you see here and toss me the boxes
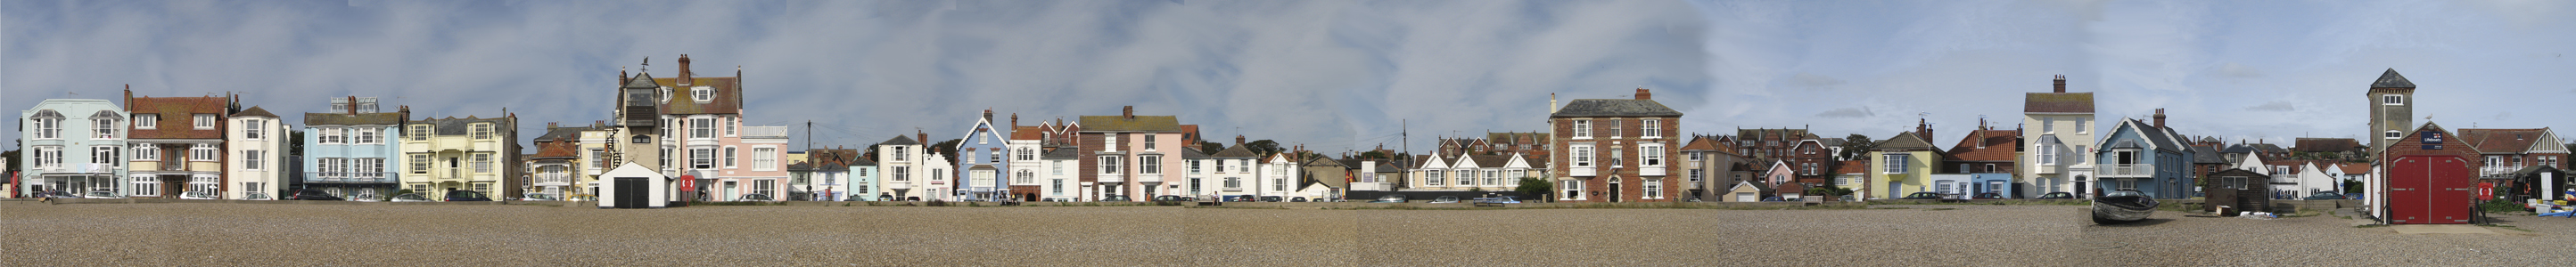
[410,154,431,174]
[131,174,159,197]
[194,114,217,129]
[893,166,910,182]
[132,144,159,160]
[1486,170,1502,185]
[1139,155,1161,174]
[135,114,158,129]
[1642,119,1661,138]
[1644,179,1663,199]
[692,86,714,102]
[1641,143,1665,167]
[243,119,266,140]
[723,146,739,168]
[691,117,713,139]
[724,117,737,137]
[1425,171,1444,186]
[1883,154,1908,174]
[473,153,492,174]
[191,143,218,162]
[1457,170,1475,186]
[2037,143,2058,165]
[243,150,264,170]
[92,146,119,167]
[753,147,778,171]
[1052,160,1065,174]
[1189,160,1203,174]
[691,149,714,169]
[471,123,494,140]
[1572,119,1592,139]
[1689,169,1704,182]
[409,125,432,141]
[1571,144,1595,167]
[1099,156,1123,174]
[319,126,346,144]
[94,118,119,139]
[32,118,60,140]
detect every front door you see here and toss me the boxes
[723,181,738,201]
[1609,181,1623,202]
[614,178,646,208]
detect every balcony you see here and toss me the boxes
[2481,166,2524,177]
[743,126,791,139]
[2101,164,2151,177]
[307,172,399,183]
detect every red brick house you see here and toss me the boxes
[124,90,232,198]
[2455,128,2568,178]
[1548,88,1682,203]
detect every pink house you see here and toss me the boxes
[647,54,791,201]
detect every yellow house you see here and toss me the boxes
[1866,131,1943,199]
[401,115,520,200]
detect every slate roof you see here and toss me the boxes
[2293,138,2365,153]
[127,95,229,140]
[1550,99,1683,117]
[1078,115,1182,132]
[806,149,862,170]
[1468,155,1510,167]
[2127,118,2186,152]
[1180,148,1210,158]
[878,135,920,146]
[412,116,514,135]
[1874,132,1939,151]
[2023,93,2095,113]
[2457,128,2549,154]
[305,112,405,125]
[1041,147,1081,159]
[1210,144,1259,158]
[531,125,590,142]
[2371,69,2415,88]
[2190,145,2227,164]
[231,106,278,117]
[1946,129,2021,162]
[2221,144,2258,154]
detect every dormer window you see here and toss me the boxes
[94,118,119,139]
[471,123,495,140]
[135,114,158,129]
[658,86,672,102]
[691,86,713,102]
[194,114,218,129]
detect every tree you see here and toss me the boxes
[1838,134,1876,160]
[1806,185,1855,198]
[1515,177,1552,201]
[1356,150,1388,159]
[928,139,963,163]
[1197,141,1223,153]
[1244,140,1283,157]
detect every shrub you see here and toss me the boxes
[927,199,950,206]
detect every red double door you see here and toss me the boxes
[2388,155,2473,224]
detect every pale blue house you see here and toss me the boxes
[18,99,128,197]
[300,96,407,198]
[852,158,878,201]
[954,109,1013,201]
[2095,115,2193,198]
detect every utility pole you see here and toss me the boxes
[805,120,813,150]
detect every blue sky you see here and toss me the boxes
[6,0,2572,153]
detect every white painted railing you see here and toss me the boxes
[743,125,791,138]
[2101,164,2151,177]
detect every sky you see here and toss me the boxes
[5,0,2572,155]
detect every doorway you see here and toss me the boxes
[1609,177,1623,202]
[614,178,646,208]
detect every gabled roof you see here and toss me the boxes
[2190,145,2226,164]
[1468,155,1509,167]
[531,137,580,159]
[2113,118,2186,152]
[1550,99,1682,117]
[654,74,744,115]
[1945,129,2020,162]
[1678,136,1724,151]
[877,135,920,146]
[2023,93,2095,113]
[2338,164,2369,174]
[306,112,404,125]
[1041,147,1081,159]
[2371,69,2415,88]
[230,106,278,117]
[1833,160,1867,174]
[1078,115,1182,132]
[1180,148,1210,158]
[531,125,591,142]
[1211,145,1259,158]
[1874,132,1938,151]
[412,116,513,135]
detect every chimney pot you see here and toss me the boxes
[1123,106,1134,119]
[1634,88,1652,100]
[677,54,693,85]
[2050,74,2070,93]
[2153,109,2168,129]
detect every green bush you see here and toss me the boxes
[2481,200,2526,213]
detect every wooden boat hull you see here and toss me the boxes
[2092,195,2160,223]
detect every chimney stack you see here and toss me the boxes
[676,54,693,85]
[2050,74,2070,93]
[548,122,557,129]
[347,96,360,115]
[1010,113,1019,127]
[2153,109,2168,129]
[983,109,993,123]
[918,130,927,147]
[1916,118,1934,142]
[1634,88,1652,100]
[1237,135,1247,146]
[1123,106,1135,119]
[1548,93,1559,113]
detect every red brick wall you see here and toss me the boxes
[2382,126,2480,167]
[1551,116,1681,203]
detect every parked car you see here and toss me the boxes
[1153,195,1190,202]
[83,190,120,198]
[520,193,559,201]
[1290,197,1308,202]
[2035,192,2075,199]
[1472,197,1521,204]
[390,193,433,202]
[1100,196,1132,202]
[241,192,273,200]
[178,191,218,199]
[1259,196,1284,202]
[2303,192,2346,200]
[444,190,494,202]
[348,194,383,202]
[734,193,773,202]
[1370,195,1408,203]
[45,190,82,198]
[1429,196,1461,203]
[1900,192,1943,199]
[1040,198,1074,202]
[1973,192,2004,199]
[284,190,342,200]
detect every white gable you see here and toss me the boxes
[1502,153,1532,169]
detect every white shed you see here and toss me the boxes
[597,163,671,208]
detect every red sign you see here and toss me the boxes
[680,175,696,190]
[2479,182,2495,200]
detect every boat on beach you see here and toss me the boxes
[2092,190,2159,224]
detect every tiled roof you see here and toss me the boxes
[1551,99,1682,117]
[2190,145,2226,164]
[531,138,580,158]
[2023,93,2095,113]
[1945,129,2020,162]
[1679,136,1723,151]
[231,106,278,117]
[127,95,228,140]
[1010,125,1045,140]
[2371,69,2415,88]
[1833,160,1867,174]
[2457,128,2550,154]
[1078,116,1182,132]
[807,149,861,170]
[305,112,404,125]
[2293,138,2364,152]
[1211,144,1258,158]
[654,76,744,115]
[1469,155,1509,167]
[2338,164,2369,174]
